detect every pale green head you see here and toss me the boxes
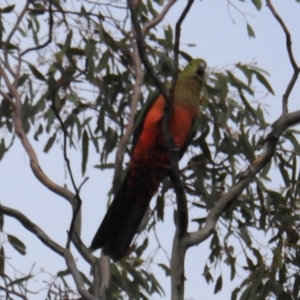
[174,58,206,107]
[178,58,207,81]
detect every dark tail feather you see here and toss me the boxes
[90,187,149,261]
[90,175,132,251]
[91,166,166,261]
[103,201,149,261]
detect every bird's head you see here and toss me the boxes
[179,58,207,81]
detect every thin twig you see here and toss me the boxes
[173,0,194,72]
[142,0,176,36]
[4,1,30,77]
[50,100,81,250]
[266,0,300,115]
[50,70,87,249]
[21,0,54,56]
[0,285,28,300]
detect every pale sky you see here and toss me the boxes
[1,1,300,299]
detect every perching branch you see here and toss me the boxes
[167,3,195,299]
[187,109,300,247]
[127,0,195,239]
[128,2,195,299]
[168,0,195,238]
[266,0,300,115]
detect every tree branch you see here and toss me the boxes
[49,70,89,248]
[127,0,169,101]
[173,0,194,71]
[168,3,195,300]
[187,109,300,247]
[50,99,81,249]
[71,232,96,265]
[266,0,300,115]
[1,205,65,257]
[64,249,99,300]
[113,37,143,191]
[0,285,28,300]
[0,53,78,222]
[142,0,176,36]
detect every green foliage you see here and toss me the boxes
[7,234,26,255]
[0,0,299,299]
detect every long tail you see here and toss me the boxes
[90,165,166,262]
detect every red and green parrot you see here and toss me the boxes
[91,59,206,261]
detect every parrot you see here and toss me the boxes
[91,59,207,262]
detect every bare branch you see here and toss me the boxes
[1,204,65,256]
[64,250,99,300]
[266,0,300,115]
[142,0,176,36]
[187,109,300,247]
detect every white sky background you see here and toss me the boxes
[1,0,300,299]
